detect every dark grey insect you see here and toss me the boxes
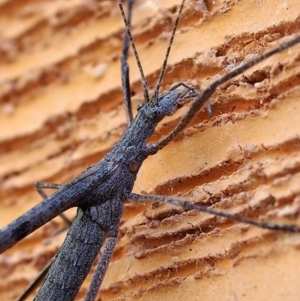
[1,1,300,301]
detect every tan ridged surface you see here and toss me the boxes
[0,0,300,300]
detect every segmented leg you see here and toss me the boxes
[128,193,300,232]
[84,235,118,301]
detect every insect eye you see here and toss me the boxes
[129,161,138,171]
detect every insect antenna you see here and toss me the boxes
[152,0,186,102]
[118,0,150,102]
[119,0,186,104]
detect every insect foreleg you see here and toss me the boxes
[153,35,300,152]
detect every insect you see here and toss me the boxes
[1,0,300,300]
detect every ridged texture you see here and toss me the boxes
[0,0,300,300]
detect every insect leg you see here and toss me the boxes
[84,236,118,301]
[128,193,300,233]
[153,35,300,153]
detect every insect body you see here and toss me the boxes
[28,90,192,301]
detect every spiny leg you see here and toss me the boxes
[151,34,300,153]
[84,236,118,301]
[128,193,300,232]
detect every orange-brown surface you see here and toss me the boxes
[1,0,300,300]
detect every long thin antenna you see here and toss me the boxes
[152,0,186,102]
[118,0,150,102]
